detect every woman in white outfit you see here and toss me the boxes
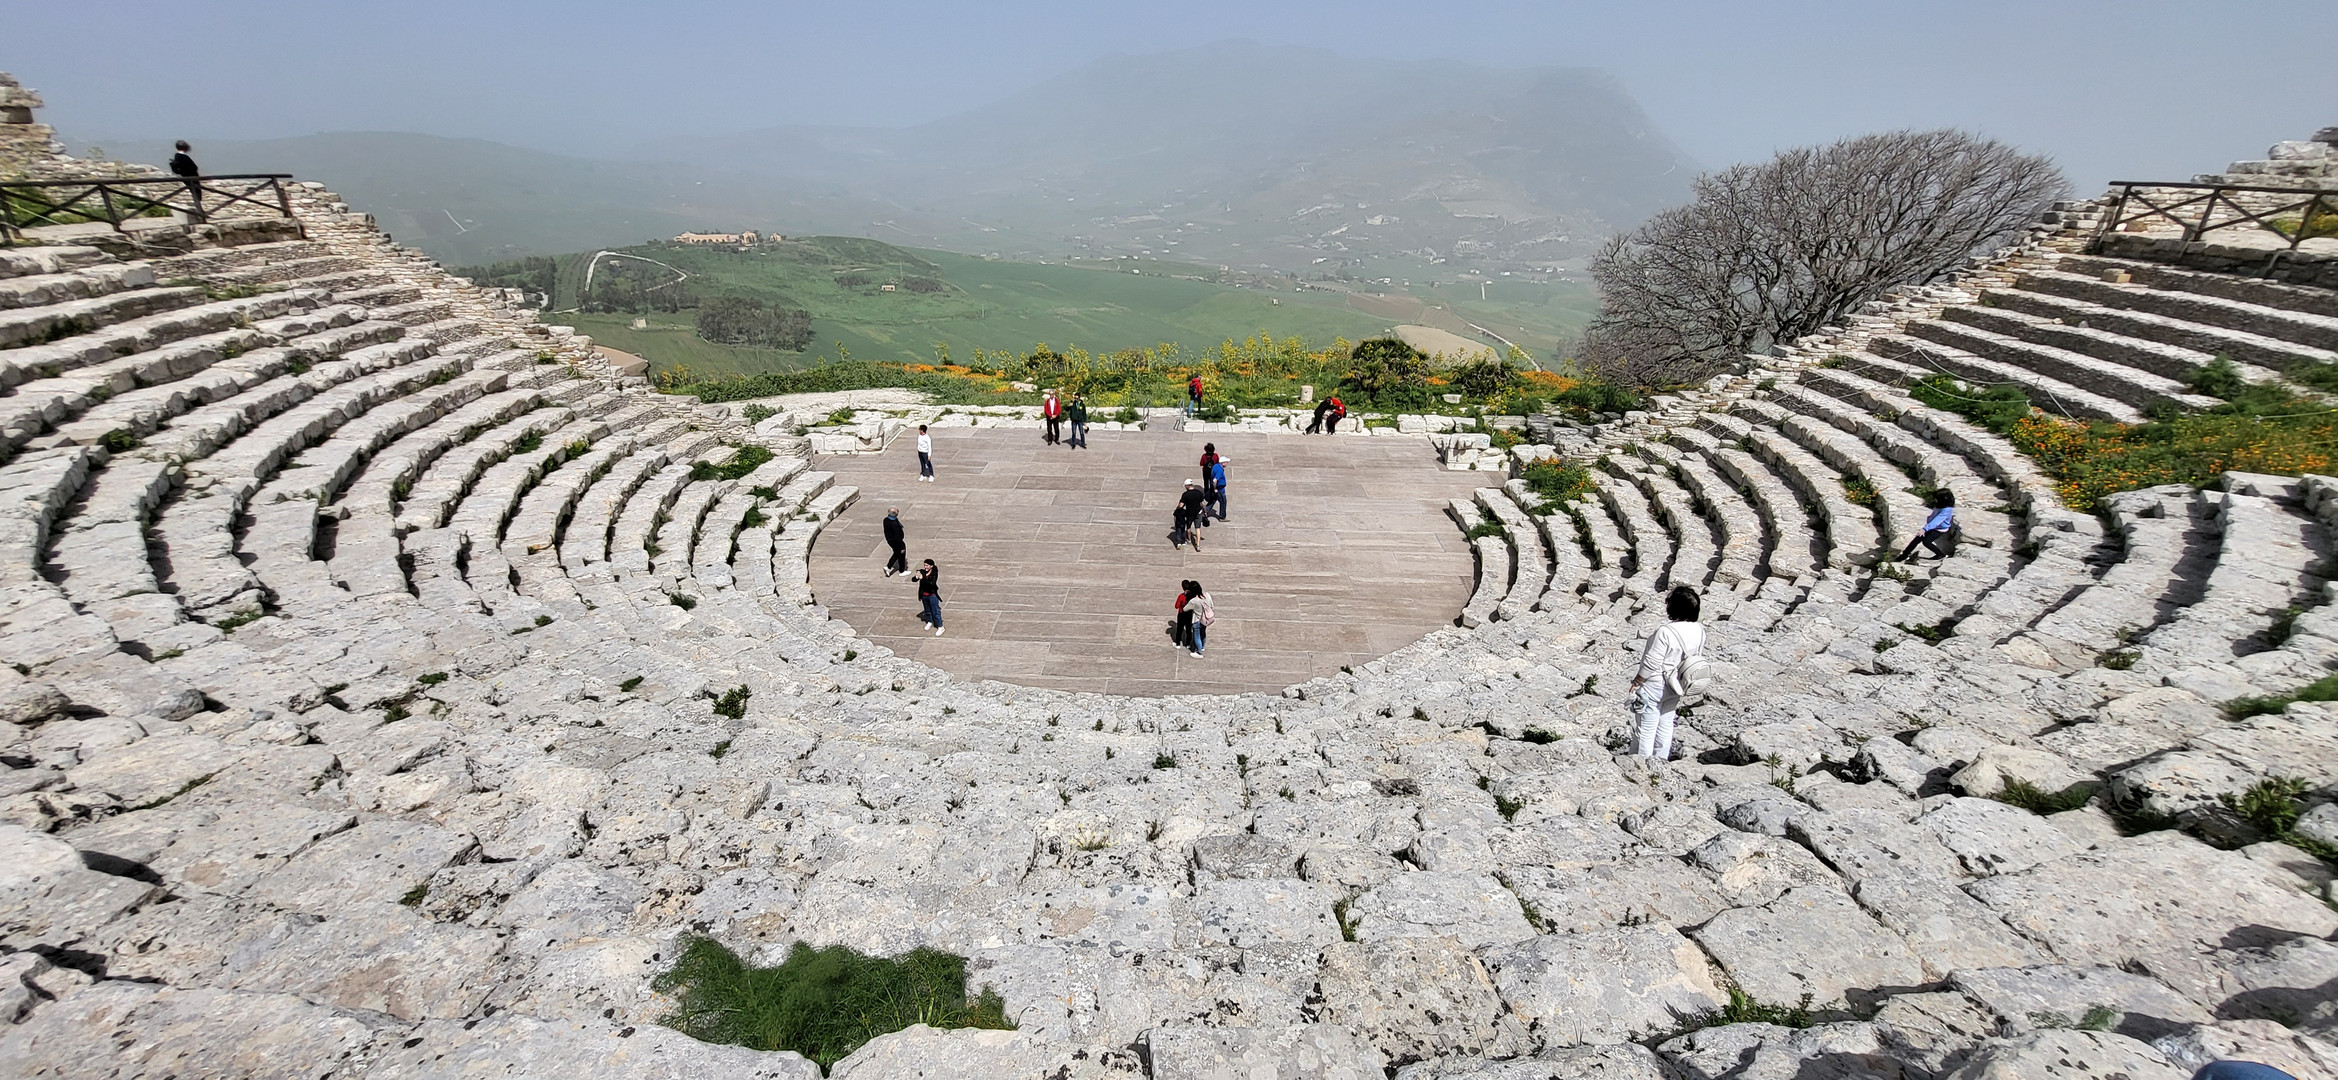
[1631,586,1706,761]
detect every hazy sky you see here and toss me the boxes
[14,0,2334,188]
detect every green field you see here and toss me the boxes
[491,237,1595,382]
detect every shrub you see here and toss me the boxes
[1450,357,1521,399]
[653,936,1011,1068]
[742,403,776,424]
[1343,338,1432,409]
[1910,375,2033,435]
[696,295,814,350]
[713,684,752,720]
[2223,776,2311,837]
[2188,357,2247,399]
[1519,458,1596,504]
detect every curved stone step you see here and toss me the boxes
[1979,287,2337,378]
[1904,318,2221,412]
[2030,261,2338,345]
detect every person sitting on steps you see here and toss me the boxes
[1898,489,1958,562]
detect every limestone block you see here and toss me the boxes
[248,818,479,915]
[1868,991,2000,1077]
[63,733,243,808]
[2298,802,2338,849]
[1347,871,1535,949]
[1390,1044,1672,1080]
[2154,1020,2338,1080]
[1965,832,2338,969]
[1849,871,2044,979]
[217,901,506,1021]
[1940,1029,2185,1080]
[1950,745,2092,799]
[1918,797,2082,877]
[1189,832,1299,881]
[1856,736,1944,796]
[1788,808,1966,885]
[1146,1024,1385,1080]
[1687,830,1842,908]
[1485,811,1643,870]
[1482,926,1729,1046]
[1311,936,1532,1067]
[0,983,383,1080]
[1690,884,1924,1007]
[1949,965,2210,1042]
[2136,936,2338,1041]
[371,1011,821,1080]
[1190,878,1342,948]
[1501,856,1729,933]
[1657,1021,1909,1080]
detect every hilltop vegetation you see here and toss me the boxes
[461,236,1593,383]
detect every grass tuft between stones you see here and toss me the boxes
[1992,779,2097,816]
[654,936,1012,1068]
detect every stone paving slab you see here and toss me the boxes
[809,426,1487,695]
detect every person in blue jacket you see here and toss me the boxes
[1897,489,1958,561]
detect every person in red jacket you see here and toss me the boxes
[1325,396,1347,433]
[1185,374,1204,417]
[1041,390,1064,445]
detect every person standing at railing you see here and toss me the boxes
[168,141,203,220]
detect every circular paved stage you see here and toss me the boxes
[807,425,1492,696]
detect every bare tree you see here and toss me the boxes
[1581,129,2068,387]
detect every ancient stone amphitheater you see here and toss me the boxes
[3,72,2336,1077]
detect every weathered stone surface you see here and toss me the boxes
[248,819,479,915]
[1849,872,2045,979]
[2136,935,2338,1040]
[0,982,384,1080]
[1501,856,1730,933]
[1918,797,2082,876]
[1392,1044,1671,1080]
[1311,936,1531,1067]
[64,734,243,808]
[1949,745,2093,799]
[2152,1019,2338,1080]
[1191,878,1342,948]
[370,1011,823,1079]
[1347,871,1535,949]
[216,902,507,1020]
[1690,885,1925,1007]
[1941,1029,2186,1080]
[1950,965,2210,1041]
[1965,832,2338,968]
[1147,1023,1385,1080]
[1482,926,1728,1046]
[1657,1021,1914,1080]
[1868,991,1999,1077]
[1687,830,1841,907]
[1191,832,1299,881]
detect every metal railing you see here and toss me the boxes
[0,173,298,245]
[2092,180,2338,253]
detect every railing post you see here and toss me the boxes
[95,186,124,234]
[2093,184,2131,254]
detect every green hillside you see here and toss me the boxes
[476,236,1591,383]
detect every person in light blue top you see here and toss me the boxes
[1898,489,1958,561]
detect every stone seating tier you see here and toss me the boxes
[4,129,2338,1080]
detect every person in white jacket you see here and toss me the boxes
[1631,586,1706,762]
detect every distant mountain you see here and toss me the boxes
[161,42,1696,273]
[642,41,1698,271]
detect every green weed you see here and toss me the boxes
[653,937,1012,1067]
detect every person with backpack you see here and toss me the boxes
[1068,395,1089,449]
[1897,489,1958,562]
[914,559,944,635]
[1630,586,1709,762]
[1186,582,1215,657]
[1172,481,1205,550]
[1198,444,1221,525]
[1041,391,1064,446]
[915,424,934,482]
[168,140,203,220]
[1186,374,1204,417]
[881,508,908,577]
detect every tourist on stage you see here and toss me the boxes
[1174,580,1199,652]
[1174,480,1207,550]
[1198,444,1220,526]
[1205,454,1229,522]
[914,559,944,635]
[1185,374,1204,417]
[1068,395,1089,449]
[1306,397,1333,434]
[1042,390,1064,445]
[916,424,934,482]
[1186,582,1214,658]
[882,508,908,577]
